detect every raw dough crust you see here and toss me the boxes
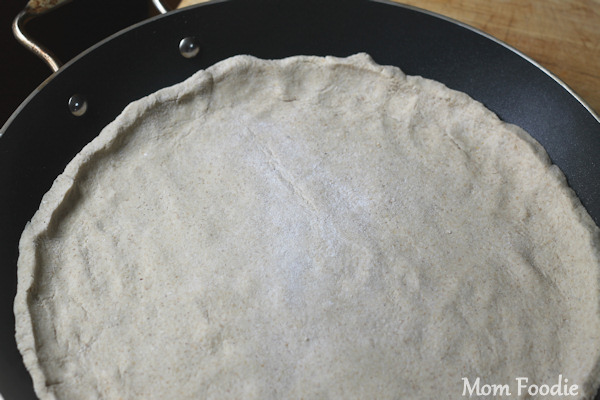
[15,54,600,399]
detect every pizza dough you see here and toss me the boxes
[15,54,600,399]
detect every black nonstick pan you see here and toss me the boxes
[1,0,599,398]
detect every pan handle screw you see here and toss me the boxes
[68,94,87,117]
[179,37,200,59]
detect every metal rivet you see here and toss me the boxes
[179,37,200,59]
[68,94,87,117]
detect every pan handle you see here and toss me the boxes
[12,0,74,72]
[12,0,173,72]
[152,0,172,15]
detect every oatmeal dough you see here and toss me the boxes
[15,54,600,399]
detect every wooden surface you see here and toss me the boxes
[178,0,600,115]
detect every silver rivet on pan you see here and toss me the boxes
[68,94,87,117]
[179,37,200,59]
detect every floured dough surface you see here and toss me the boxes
[15,54,600,399]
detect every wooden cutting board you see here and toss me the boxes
[178,0,600,116]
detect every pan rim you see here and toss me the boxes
[370,0,600,124]
[2,0,599,140]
